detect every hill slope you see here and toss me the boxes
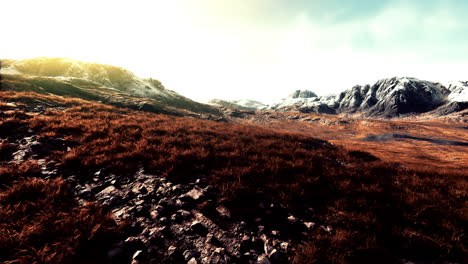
[0,90,466,264]
[0,58,220,117]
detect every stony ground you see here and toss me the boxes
[7,134,330,264]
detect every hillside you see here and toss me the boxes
[1,90,466,264]
[0,58,220,117]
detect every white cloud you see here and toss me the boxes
[1,0,467,103]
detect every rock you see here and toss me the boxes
[263,239,275,256]
[257,255,272,264]
[201,257,211,264]
[177,209,191,219]
[168,245,181,259]
[280,242,289,253]
[195,177,208,187]
[304,222,316,230]
[97,185,116,197]
[287,215,297,224]
[154,205,165,213]
[214,247,225,255]
[215,205,231,218]
[252,237,265,252]
[240,253,254,263]
[240,235,251,253]
[175,199,185,209]
[321,225,333,233]
[187,257,198,264]
[132,250,144,261]
[150,210,159,220]
[238,221,247,232]
[183,250,200,260]
[171,213,181,222]
[206,233,221,246]
[267,249,280,262]
[258,225,265,233]
[137,185,148,194]
[124,237,144,251]
[190,221,208,236]
[185,187,205,201]
[271,230,280,237]
[159,217,169,226]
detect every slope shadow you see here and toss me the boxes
[362,133,468,147]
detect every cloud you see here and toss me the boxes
[1,0,468,103]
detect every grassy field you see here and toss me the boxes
[0,91,466,263]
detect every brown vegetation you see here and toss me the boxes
[0,164,122,264]
[0,91,466,263]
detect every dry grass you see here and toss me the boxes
[0,164,122,264]
[0,91,466,263]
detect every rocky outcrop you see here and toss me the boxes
[72,167,325,263]
[269,77,467,118]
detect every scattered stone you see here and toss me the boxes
[215,205,231,218]
[187,257,198,264]
[97,185,116,197]
[280,242,289,253]
[287,215,297,224]
[267,249,280,262]
[154,205,165,213]
[124,237,144,251]
[240,235,251,253]
[186,187,204,201]
[257,254,272,264]
[304,222,316,230]
[271,230,280,237]
[168,245,181,258]
[183,250,200,260]
[252,237,265,252]
[214,247,225,255]
[150,210,159,220]
[177,209,191,219]
[321,225,333,233]
[171,213,181,222]
[159,217,169,226]
[190,221,208,236]
[132,250,144,260]
[258,225,265,233]
[206,233,221,246]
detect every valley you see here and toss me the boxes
[227,110,467,170]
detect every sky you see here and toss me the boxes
[2,0,468,103]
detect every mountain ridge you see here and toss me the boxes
[0,57,221,117]
[211,76,468,118]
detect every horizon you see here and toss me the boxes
[2,0,468,103]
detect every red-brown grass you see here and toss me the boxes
[0,177,122,264]
[1,91,466,263]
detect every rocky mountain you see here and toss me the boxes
[0,57,220,116]
[269,77,468,118]
[207,99,267,111]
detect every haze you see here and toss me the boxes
[2,0,468,103]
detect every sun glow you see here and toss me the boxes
[2,0,468,103]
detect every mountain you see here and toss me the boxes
[270,77,467,118]
[269,89,337,113]
[207,99,267,110]
[0,57,220,116]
